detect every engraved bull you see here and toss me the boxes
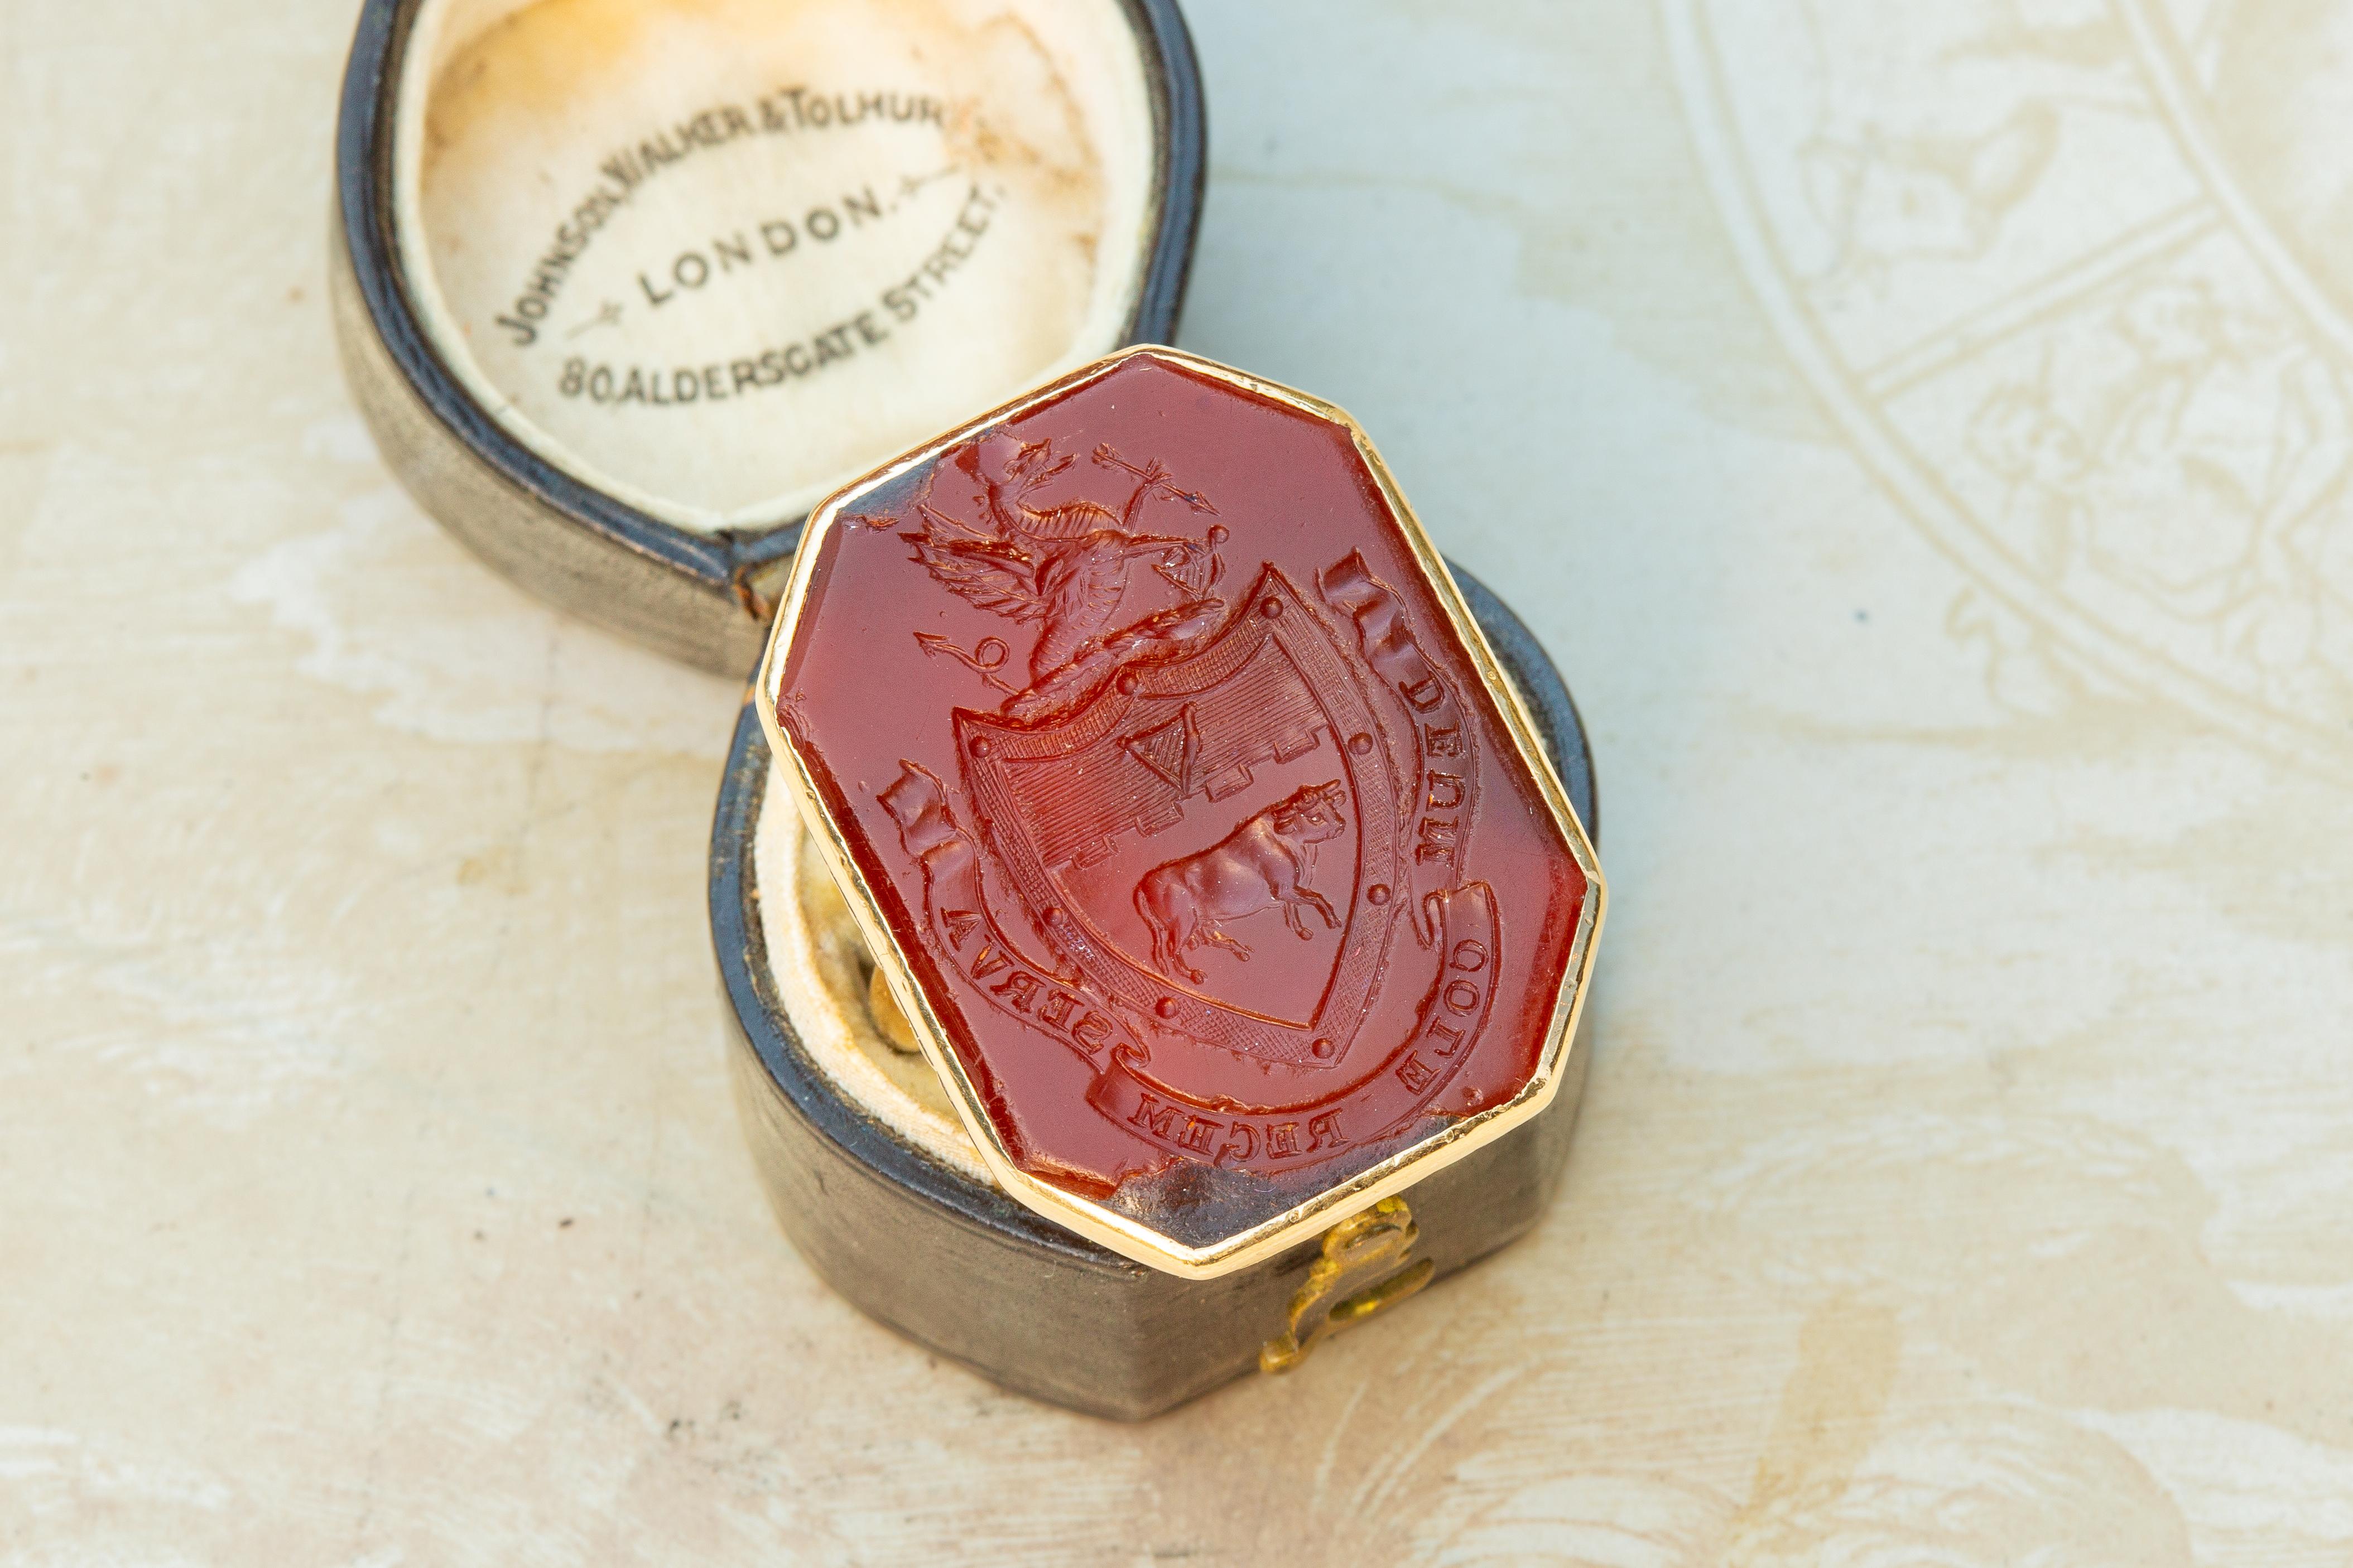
[1135,781,1348,985]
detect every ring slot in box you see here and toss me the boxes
[333,0,1203,671]
[711,568,1598,1419]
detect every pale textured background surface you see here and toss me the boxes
[7,1,2353,1562]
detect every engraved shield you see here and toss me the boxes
[956,567,1404,1066]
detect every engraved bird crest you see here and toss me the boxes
[898,432,1229,717]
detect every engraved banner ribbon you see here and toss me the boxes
[1317,552,1483,943]
[877,762,1133,1070]
[1087,884,1502,1174]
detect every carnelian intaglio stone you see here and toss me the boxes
[771,351,1589,1253]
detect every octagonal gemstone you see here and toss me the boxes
[764,349,1597,1267]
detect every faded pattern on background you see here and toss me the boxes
[3,0,2352,1562]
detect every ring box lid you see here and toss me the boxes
[336,0,1204,668]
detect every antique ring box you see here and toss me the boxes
[721,346,1604,1416]
[331,0,1204,672]
[328,1,1608,1424]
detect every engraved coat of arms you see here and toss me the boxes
[869,425,1500,1167]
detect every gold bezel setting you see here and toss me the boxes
[756,345,1605,1279]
